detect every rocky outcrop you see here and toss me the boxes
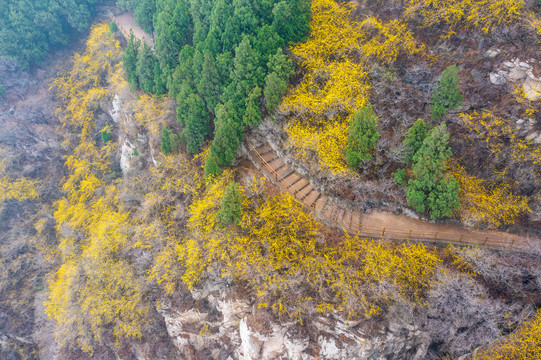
[489,58,541,101]
[158,284,438,360]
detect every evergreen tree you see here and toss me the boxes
[123,31,140,91]
[210,103,241,166]
[176,81,196,126]
[263,48,293,112]
[204,154,222,181]
[431,64,463,121]
[154,0,193,69]
[197,52,221,114]
[232,0,259,35]
[168,46,195,98]
[272,0,311,44]
[256,25,285,69]
[134,0,156,33]
[153,62,167,96]
[407,123,460,219]
[109,21,118,33]
[243,86,262,127]
[161,127,179,155]
[182,93,211,154]
[136,41,157,93]
[224,36,264,111]
[403,118,428,164]
[216,181,243,227]
[345,104,381,169]
[0,0,97,68]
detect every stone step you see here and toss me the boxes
[289,178,309,192]
[350,211,362,233]
[255,144,273,156]
[325,202,338,221]
[262,150,277,163]
[305,191,321,208]
[267,158,285,171]
[296,184,314,200]
[314,195,329,213]
[283,173,302,189]
[277,168,294,182]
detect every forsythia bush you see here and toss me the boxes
[45,24,147,354]
[461,110,541,167]
[0,148,39,207]
[153,170,443,321]
[283,0,425,174]
[451,164,530,228]
[401,0,526,38]
[475,310,541,359]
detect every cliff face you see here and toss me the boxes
[0,54,66,359]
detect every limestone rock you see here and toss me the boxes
[120,139,135,175]
[489,72,506,85]
[484,48,501,58]
[524,77,541,101]
[108,93,123,123]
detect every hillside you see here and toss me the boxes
[2,0,541,359]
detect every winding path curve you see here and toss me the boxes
[244,140,532,253]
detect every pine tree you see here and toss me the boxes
[224,36,263,111]
[204,154,222,181]
[161,127,179,154]
[182,93,211,154]
[407,123,460,219]
[345,104,381,169]
[216,181,243,226]
[263,48,293,113]
[210,103,241,166]
[243,86,262,127]
[403,118,428,164]
[431,65,463,122]
[154,0,192,69]
[153,62,167,95]
[197,52,221,114]
[123,31,140,91]
[136,41,157,93]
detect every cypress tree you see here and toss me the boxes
[182,93,211,154]
[123,31,140,91]
[210,103,241,166]
[345,104,381,169]
[431,64,463,122]
[407,123,460,219]
[204,154,222,181]
[197,52,221,114]
[216,181,243,227]
[243,86,262,127]
[263,48,293,113]
[136,41,157,93]
[161,127,179,154]
[403,118,428,164]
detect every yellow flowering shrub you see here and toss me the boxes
[283,0,425,174]
[451,163,530,228]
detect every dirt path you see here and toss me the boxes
[112,12,154,48]
[244,140,531,252]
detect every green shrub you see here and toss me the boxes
[407,123,460,219]
[100,128,112,144]
[109,21,118,33]
[160,127,179,155]
[345,104,381,169]
[216,182,243,227]
[431,65,463,122]
[204,154,222,181]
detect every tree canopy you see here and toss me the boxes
[0,0,102,69]
[122,0,312,172]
